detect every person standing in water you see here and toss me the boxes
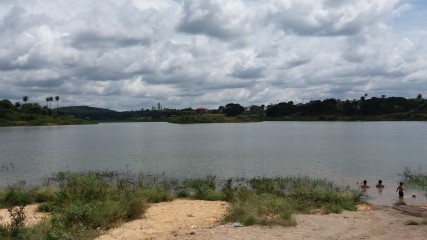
[376,180,384,193]
[376,180,384,188]
[396,182,405,198]
[360,180,369,189]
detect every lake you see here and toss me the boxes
[1,121,426,206]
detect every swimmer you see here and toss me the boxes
[376,180,384,188]
[361,180,369,189]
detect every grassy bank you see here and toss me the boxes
[0,116,95,127]
[0,173,363,239]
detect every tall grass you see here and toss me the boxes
[223,176,362,226]
[224,189,295,226]
[0,172,363,239]
[402,167,427,191]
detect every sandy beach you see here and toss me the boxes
[1,200,426,240]
[96,199,427,240]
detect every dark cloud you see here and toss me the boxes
[230,65,265,79]
[0,6,51,35]
[265,1,395,37]
[177,0,246,40]
[70,31,150,50]
[17,79,64,89]
[279,59,311,70]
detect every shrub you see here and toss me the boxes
[58,173,108,202]
[33,187,57,203]
[125,197,147,220]
[224,189,295,226]
[182,176,220,200]
[201,189,227,201]
[0,206,27,239]
[134,188,172,203]
[0,183,34,208]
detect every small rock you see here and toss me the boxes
[191,225,197,229]
[189,231,196,235]
[232,222,242,227]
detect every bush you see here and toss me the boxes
[182,176,222,200]
[58,173,108,202]
[125,197,147,220]
[0,206,27,239]
[225,189,295,226]
[0,183,34,208]
[33,187,57,203]
[134,188,172,203]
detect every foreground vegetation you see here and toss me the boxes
[0,173,363,239]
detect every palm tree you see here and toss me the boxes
[45,97,50,108]
[48,96,54,109]
[55,96,60,115]
[55,96,60,110]
[22,96,29,105]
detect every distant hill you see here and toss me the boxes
[59,106,119,120]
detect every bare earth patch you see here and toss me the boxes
[0,204,46,227]
[97,200,427,240]
[97,199,229,240]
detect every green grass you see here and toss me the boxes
[405,219,427,226]
[0,182,35,208]
[0,173,363,239]
[402,167,427,190]
[224,189,295,226]
[248,176,361,213]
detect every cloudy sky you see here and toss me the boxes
[1,0,426,110]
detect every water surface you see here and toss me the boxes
[1,121,426,205]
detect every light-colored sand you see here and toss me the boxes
[1,201,426,240]
[97,199,229,240]
[0,204,46,226]
[97,200,427,240]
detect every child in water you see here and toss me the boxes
[396,182,405,197]
[376,180,384,188]
[360,180,369,189]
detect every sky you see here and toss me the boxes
[0,0,426,111]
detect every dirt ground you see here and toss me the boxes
[97,200,427,240]
[0,204,46,226]
[1,201,427,240]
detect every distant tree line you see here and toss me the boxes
[0,96,61,121]
[265,94,426,118]
[5,94,426,122]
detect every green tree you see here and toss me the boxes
[0,99,14,118]
[55,96,60,112]
[15,102,21,110]
[223,103,245,116]
[22,96,29,105]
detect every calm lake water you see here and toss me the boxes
[1,122,426,206]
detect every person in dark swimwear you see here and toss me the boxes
[360,180,369,189]
[376,180,384,188]
[396,182,405,197]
